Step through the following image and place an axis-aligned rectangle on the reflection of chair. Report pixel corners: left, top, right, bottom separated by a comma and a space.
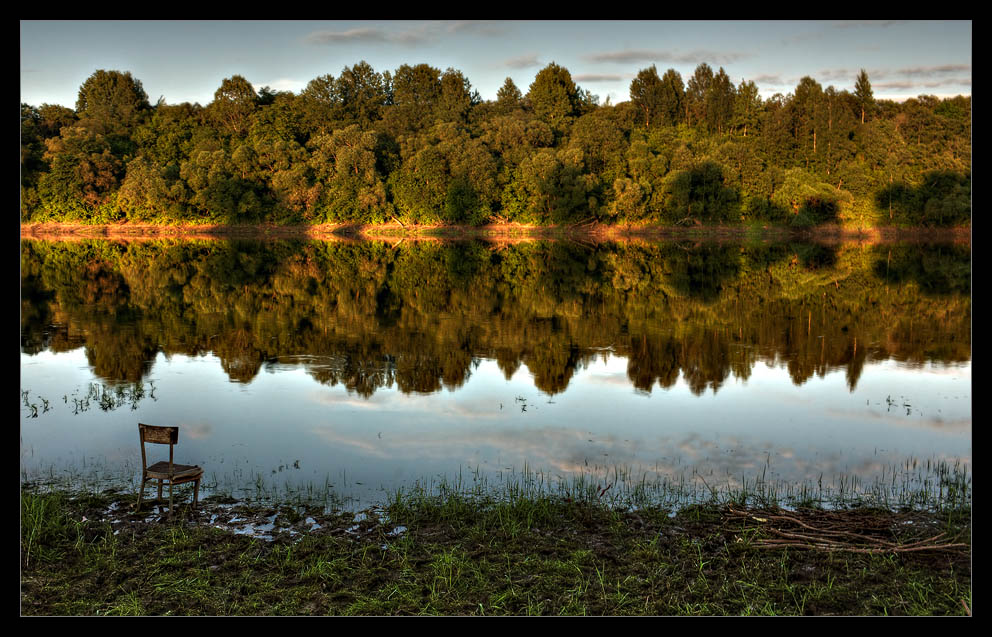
136, 424, 203, 515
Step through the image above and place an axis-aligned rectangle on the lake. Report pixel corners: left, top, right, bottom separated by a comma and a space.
19, 237, 971, 511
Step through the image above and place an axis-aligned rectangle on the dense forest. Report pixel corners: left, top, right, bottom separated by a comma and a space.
21, 239, 971, 397
20, 62, 971, 228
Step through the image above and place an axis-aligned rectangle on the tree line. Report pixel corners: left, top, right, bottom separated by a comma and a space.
20, 62, 971, 228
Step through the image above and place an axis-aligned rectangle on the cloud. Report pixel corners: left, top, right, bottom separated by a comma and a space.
875, 81, 917, 91
505, 54, 541, 69
831, 20, 904, 29
304, 24, 435, 47
897, 64, 971, 77
816, 68, 857, 82
585, 49, 664, 64
572, 73, 627, 83
875, 77, 971, 92
258, 78, 306, 93
446, 20, 508, 36
586, 49, 750, 65
305, 27, 390, 45
751, 73, 786, 86
820, 65, 971, 84
919, 77, 972, 88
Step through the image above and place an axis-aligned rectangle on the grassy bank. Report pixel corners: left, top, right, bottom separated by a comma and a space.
20, 485, 971, 616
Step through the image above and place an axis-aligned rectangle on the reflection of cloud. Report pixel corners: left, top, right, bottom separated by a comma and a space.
303, 419, 968, 492
308, 389, 505, 421
309, 392, 381, 410
828, 407, 971, 433
585, 372, 633, 387
182, 422, 212, 440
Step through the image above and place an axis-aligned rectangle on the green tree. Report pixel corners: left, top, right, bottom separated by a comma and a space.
629, 65, 666, 128
658, 69, 686, 127
436, 67, 478, 124
299, 74, 341, 138
501, 147, 591, 223
495, 77, 523, 114
793, 76, 824, 170
308, 125, 389, 223
854, 69, 875, 125
732, 79, 761, 137
75, 70, 150, 135
383, 63, 442, 136
210, 75, 257, 137
705, 67, 736, 134
336, 61, 389, 129
686, 63, 714, 128
771, 168, 852, 225
526, 63, 581, 136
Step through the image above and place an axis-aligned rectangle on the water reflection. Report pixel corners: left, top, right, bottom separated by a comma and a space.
20, 238, 971, 397
20, 238, 970, 507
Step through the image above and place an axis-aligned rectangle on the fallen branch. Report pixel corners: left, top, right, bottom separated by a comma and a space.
726, 506, 969, 555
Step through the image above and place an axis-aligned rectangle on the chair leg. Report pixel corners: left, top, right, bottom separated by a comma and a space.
169, 481, 174, 516
136, 477, 146, 512
194, 479, 200, 507
157, 480, 163, 502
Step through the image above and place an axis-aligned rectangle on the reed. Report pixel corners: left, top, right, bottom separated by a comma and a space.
22, 455, 970, 517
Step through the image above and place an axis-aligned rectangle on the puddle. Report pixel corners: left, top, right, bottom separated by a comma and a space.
83, 493, 403, 544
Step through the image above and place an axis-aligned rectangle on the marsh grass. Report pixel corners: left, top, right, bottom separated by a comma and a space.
22, 454, 971, 519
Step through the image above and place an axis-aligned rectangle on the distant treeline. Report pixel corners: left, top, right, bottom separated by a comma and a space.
20, 63, 971, 227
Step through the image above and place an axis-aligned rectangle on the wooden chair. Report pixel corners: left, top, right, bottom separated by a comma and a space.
136, 424, 203, 515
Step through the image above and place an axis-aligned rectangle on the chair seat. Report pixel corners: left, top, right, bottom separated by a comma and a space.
144, 462, 203, 481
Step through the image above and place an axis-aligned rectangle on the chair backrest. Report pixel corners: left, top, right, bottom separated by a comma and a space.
139, 424, 178, 445
138, 424, 179, 471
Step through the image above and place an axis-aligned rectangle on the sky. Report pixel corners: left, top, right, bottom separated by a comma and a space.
20, 20, 972, 109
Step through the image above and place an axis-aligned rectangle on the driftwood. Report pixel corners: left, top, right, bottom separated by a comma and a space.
726, 506, 969, 555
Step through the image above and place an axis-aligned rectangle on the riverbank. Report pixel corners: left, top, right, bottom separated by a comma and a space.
20, 487, 971, 616
19, 221, 971, 245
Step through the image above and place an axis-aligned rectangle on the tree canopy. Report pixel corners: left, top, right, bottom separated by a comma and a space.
21, 64, 971, 228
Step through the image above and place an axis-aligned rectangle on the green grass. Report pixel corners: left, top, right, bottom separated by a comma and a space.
20, 483, 971, 616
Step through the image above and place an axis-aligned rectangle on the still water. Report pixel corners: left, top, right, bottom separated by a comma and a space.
20, 238, 971, 510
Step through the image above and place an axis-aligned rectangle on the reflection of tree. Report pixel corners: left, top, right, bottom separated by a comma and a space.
523, 337, 580, 396
83, 323, 158, 383
213, 328, 265, 383
20, 238, 971, 396
665, 243, 742, 303
679, 327, 731, 395
626, 332, 681, 392
871, 244, 970, 296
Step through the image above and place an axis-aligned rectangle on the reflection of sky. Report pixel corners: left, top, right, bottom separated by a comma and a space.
21, 348, 971, 507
